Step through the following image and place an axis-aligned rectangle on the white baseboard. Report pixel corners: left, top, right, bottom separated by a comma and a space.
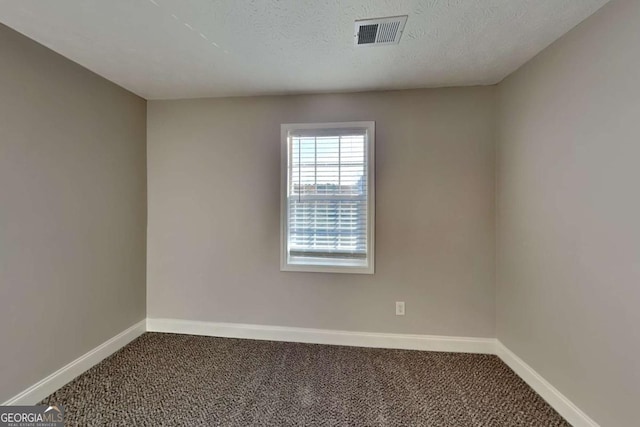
496, 341, 599, 427
148, 319, 596, 425
3, 317, 598, 427
2, 320, 146, 406
146, 318, 496, 354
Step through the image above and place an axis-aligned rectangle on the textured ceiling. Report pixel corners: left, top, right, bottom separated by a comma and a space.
0, 0, 609, 99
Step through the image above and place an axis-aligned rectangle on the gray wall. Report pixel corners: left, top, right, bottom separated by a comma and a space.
496, 0, 640, 425
147, 88, 497, 337
0, 24, 147, 402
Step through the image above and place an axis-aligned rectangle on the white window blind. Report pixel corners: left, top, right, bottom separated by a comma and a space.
281, 122, 375, 274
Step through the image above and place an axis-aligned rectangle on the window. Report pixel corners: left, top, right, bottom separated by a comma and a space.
280, 122, 375, 274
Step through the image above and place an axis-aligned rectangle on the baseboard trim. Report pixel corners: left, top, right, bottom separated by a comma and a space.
148, 319, 597, 425
496, 341, 599, 427
146, 318, 496, 354
2, 320, 146, 406
3, 318, 597, 426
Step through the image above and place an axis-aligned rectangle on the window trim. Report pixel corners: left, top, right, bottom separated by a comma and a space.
280, 121, 375, 274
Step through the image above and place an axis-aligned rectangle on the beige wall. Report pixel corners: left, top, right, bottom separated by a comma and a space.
0, 24, 147, 402
496, 0, 640, 425
147, 87, 496, 337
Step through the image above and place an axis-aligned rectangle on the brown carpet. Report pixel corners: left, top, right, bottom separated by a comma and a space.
41, 333, 569, 426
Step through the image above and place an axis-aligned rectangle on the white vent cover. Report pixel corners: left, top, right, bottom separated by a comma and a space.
354, 16, 408, 47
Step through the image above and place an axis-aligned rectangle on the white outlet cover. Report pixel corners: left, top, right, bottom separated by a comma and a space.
395, 301, 405, 316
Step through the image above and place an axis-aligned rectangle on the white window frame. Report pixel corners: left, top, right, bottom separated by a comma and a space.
280, 121, 375, 274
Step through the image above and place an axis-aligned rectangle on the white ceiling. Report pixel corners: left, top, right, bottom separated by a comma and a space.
0, 0, 609, 100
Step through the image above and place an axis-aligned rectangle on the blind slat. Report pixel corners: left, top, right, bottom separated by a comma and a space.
289, 128, 368, 138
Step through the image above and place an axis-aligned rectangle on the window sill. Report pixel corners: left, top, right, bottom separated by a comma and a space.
281, 257, 374, 274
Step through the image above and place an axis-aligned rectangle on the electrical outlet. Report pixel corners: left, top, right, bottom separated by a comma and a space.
395, 301, 405, 316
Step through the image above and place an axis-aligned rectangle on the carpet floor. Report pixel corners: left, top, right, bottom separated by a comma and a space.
41, 333, 569, 426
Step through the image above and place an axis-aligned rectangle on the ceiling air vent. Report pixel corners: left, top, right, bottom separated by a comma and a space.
354, 15, 408, 47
